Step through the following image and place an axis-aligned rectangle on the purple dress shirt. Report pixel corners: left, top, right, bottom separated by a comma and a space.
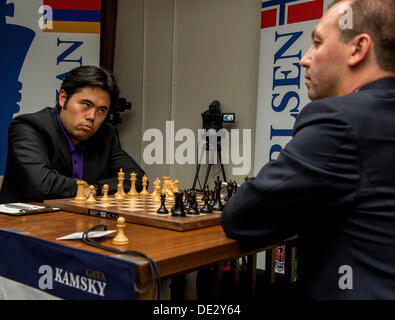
56, 112, 86, 180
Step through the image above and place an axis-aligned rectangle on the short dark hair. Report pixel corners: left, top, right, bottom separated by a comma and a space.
57, 65, 120, 110
330, 0, 395, 72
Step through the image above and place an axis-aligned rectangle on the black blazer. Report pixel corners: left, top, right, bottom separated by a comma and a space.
0, 107, 145, 203
221, 78, 395, 299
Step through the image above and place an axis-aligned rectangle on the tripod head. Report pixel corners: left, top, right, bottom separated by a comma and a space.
201, 100, 235, 131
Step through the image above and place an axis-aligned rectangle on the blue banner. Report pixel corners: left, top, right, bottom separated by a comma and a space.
0, 229, 137, 299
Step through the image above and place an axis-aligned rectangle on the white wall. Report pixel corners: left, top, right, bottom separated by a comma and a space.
114, 0, 261, 190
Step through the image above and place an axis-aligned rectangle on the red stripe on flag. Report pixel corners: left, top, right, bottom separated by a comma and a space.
261, 8, 277, 29
43, 0, 101, 11
287, 0, 324, 24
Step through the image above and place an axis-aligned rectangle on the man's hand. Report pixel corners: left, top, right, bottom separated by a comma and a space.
83, 181, 97, 198
75, 180, 97, 198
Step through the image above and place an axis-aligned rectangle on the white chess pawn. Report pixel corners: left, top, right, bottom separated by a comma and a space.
114, 184, 125, 201
86, 185, 97, 203
112, 217, 129, 245
101, 184, 110, 203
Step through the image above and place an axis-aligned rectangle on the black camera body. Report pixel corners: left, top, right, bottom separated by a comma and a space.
202, 100, 235, 131
105, 97, 132, 126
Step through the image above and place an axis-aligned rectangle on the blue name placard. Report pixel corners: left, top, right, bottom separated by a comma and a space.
0, 229, 137, 300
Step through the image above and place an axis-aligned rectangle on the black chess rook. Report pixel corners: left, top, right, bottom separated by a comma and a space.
172, 192, 186, 217
187, 190, 199, 215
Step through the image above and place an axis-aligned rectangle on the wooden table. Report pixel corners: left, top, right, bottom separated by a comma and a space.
0, 210, 295, 299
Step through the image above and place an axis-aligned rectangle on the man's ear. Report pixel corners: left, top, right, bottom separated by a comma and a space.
58, 89, 67, 109
348, 33, 372, 67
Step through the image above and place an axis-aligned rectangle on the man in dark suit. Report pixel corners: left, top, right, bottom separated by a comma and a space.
0, 65, 145, 203
221, 0, 395, 299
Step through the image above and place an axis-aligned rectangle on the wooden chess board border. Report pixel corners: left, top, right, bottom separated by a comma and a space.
44, 197, 222, 232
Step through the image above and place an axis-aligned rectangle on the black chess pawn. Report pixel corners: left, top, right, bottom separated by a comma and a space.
209, 189, 215, 208
232, 181, 238, 194
187, 190, 199, 215
200, 188, 212, 213
172, 192, 186, 217
184, 189, 192, 211
183, 189, 189, 207
201, 185, 209, 201
212, 180, 223, 212
157, 193, 169, 214
225, 180, 233, 201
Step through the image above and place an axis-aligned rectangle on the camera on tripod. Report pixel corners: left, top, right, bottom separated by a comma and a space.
105, 97, 132, 126
202, 100, 235, 131
191, 100, 235, 190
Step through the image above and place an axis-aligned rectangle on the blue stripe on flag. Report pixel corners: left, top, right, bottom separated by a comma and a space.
52, 9, 101, 22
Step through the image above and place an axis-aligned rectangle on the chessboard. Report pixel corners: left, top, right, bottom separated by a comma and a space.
44, 193, 223, 232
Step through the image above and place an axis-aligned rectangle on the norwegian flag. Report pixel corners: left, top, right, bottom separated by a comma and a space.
261, 0, 324, 29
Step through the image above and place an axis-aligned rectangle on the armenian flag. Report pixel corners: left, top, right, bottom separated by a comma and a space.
43, 0, 101, 34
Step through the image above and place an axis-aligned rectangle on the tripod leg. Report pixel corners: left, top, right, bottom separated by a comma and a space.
217, 150, 227, 182
192, 141, 211, 190
192, 163, 202, 190
203, 164, 212, 187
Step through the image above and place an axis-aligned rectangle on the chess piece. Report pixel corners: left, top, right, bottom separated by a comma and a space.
187, 190, 199, 215
151, 178, 161, 201
101, 184, 110, 203
200, 187, 212, 213
173, 180, 180, 193
184, 189, 190, 207
157, 193, 169, 214
112, 216, 129, 245
184, 189, 192, 211
140, 175, 149, 195
202, 185, 210, 199
212, 177, 223, 211
166, 180, 175, 200
225, 180, 233, 202
201, 185, 209, 201
127, 172, 139, 197
118, 168, 127, 197
232, 181, 238, 194
74, 180, 87, 202
162, 176, 169, 194
114, 181, 120, 198
114, 184, 124, 201
171, 192, 186, 217
86, 185, 97, 203
153, 183, 162, 202
209, 189, 215, 208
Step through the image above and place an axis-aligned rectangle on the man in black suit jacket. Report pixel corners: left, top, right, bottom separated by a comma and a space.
0, 66, 145, 203
221, 0, 395, 299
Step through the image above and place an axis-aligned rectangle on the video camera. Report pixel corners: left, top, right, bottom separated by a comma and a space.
105, 97, 132, 126
201, 100, 235, 131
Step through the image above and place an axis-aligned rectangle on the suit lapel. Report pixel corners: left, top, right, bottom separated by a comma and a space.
47, 108, 72, 175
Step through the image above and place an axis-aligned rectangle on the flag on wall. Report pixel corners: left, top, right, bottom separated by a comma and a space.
43, 0, 101, 34
261, 0, 324, 29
